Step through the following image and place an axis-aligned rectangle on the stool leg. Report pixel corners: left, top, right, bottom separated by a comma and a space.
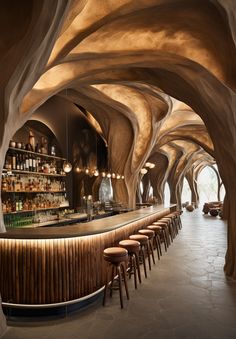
140, 247, 147, 278
117, 264, 124, 308
103, 264, 110, 306
165, 227, 171, 247
110, 265, 115, 297
121, 262, 130, 300
154, 235, 160, 260
132, 254, 138, 289
157, 234, 162, 256
134, 252, 142, 283
179, 217, 182, 229
128, 255, 132, 279
162, 229, 168, 252
167, 223, 173, 242
150, 238, 155, 265
146, 243, 152, 270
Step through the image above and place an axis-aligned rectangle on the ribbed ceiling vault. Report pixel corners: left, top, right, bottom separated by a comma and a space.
1, 0, 236, 278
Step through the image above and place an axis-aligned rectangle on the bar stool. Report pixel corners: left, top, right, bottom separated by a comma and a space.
156, 219, 172, 246
103, 247, 129, 308
168, 211, 182, 230
138, 229, 156, 268
129, 234, 148, 278
152, 221, 170, 251
160, 217, 175, 241
146, 225, 162, 259
119, 239, 141, 289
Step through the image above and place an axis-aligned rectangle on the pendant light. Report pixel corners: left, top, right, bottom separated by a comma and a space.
63, 88, 72, 173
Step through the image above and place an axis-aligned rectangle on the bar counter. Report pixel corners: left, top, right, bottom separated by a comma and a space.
0, 205, 175, 307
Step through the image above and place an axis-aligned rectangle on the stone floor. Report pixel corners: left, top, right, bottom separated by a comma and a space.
2, 209, 236, 339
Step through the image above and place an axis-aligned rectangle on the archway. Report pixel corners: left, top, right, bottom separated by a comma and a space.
164, 182, 170, 207
197, 166, 221, 206
181, 177, 191, 206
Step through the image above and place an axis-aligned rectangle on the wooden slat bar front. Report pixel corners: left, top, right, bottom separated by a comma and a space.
0, 205, 174, 305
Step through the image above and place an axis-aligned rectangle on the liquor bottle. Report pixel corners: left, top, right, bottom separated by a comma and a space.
1, 177, 7, 191
35, 143, 40, 153
32, 154, 36, 172
19, 154, 24, 170
16, 153, 20, 170
29, 130, 35, 152
25, 154, 29, 171
22, 154, 26, 171
4, 153, 12, 170
12, 151, 16, 170
28, 153, 33, 171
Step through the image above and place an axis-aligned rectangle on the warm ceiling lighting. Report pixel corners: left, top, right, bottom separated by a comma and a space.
94, 169, 99, 176
63, 161, 72, 173
145, 162, 151, 168
141, 168, 148, 174
107, 173, 111, 178
149, 163, 155, 169
111, 173, 116, 178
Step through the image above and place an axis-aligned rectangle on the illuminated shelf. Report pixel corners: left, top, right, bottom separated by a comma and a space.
2, 169, 66, 177
8, 147, 66, 161
3, 205, 69, 215
2, 190, 66, 194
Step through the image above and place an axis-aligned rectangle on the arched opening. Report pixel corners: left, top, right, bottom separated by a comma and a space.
99, 177, 113, 202
197, 166, 219, 206
181, 177, 191, 205
164, 182, 170, 207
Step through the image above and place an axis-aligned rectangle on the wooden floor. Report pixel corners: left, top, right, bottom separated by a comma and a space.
2, 208, 236, 339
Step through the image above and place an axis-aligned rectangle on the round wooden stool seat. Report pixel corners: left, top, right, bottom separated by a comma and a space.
119, 239, 140, 253
147, 225, 162, 232
161, 217, 172, 223
129, 234, 148, 245
153, 221, 168, 227
119, 239, 142, 288
103, 247, 128, 263
138, 229, 155, 239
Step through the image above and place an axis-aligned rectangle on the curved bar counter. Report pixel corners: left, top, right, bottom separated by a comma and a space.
0, 205, 175, 308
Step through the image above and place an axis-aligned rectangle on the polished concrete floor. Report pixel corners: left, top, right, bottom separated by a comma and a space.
2, 209, 236, 339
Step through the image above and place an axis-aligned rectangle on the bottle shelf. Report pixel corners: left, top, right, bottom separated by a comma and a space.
8, 147, 66, 161
2, 169, 66, 177
3, 205, 69, 215
2, 190, 66, 194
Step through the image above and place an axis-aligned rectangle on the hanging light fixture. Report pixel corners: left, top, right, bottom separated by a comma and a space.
63, 161, 72, 173
145, 162, 151, 168
94, 168, 99, 176
74, 162, 82, 173
63, 89, 72, 173
141, 168, 148, 174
